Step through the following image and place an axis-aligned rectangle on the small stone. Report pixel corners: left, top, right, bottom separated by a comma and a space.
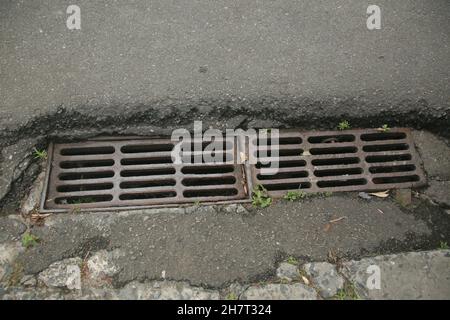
341, 250, 450, 299
241, 283, 317, 300
394, 189, 412, 207
303, 262, 345, 298
87, 250, 120, 280
236, 205, 248, 214
38, 258, 82, 291
118, 281, 219, 300
20, 275, 37, 287
276, 262, 299, 282
358, 192, 372, 200
21, 171, 45, 214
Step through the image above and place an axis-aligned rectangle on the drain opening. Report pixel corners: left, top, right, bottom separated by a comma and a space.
263, 182, 312, 191
309, 146, 357, 155
182, 176, 236, 186
256, 159, 307, 169
59, 171, 115, 180
120, 180, 177, 189
57, 183, 114, 192
121, 157, 173, 165
317, 178, 367, 188
369, 164, 416, 174
119, 191, 178, 200
120, 168, 176, 177
257, 171, 308, 180
311, 157, 360, 166
365, 154, 412, 163
314, 167, 363, 177
360, 132, 406, 141
55, 195, 113, 204
183, 188, 239, 198
60, 146, 115, 155
121, 144, 174, 153
60, 159, 115, 169
308, 134, 355, 144
372, 175, 420, 184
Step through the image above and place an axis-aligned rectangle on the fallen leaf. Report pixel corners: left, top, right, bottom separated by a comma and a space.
323, 223, 332, 232
30, 211, 52, 226
369, 190, 390, 198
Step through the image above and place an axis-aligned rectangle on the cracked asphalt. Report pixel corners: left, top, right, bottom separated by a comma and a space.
8, 194, 448, 288
1, 0, 449, 138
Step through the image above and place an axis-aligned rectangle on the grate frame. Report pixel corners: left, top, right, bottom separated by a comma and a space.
40, 128, 427, 212
40, 136, 251, 212
249, 128, 426, 197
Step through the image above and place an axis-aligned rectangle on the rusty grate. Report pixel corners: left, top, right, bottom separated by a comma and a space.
41, 136, 249, 212
41, 128, 426, 211
250, 128, 426, 197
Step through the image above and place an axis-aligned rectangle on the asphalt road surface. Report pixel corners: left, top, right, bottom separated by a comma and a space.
1, 0, 449, 134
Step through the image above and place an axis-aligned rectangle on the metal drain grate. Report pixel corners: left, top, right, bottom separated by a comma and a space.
250, 128, 426, 197
41, 128, 426, 211
41, 137, 249, 212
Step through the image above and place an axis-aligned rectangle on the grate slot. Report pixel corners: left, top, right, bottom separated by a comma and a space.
317, 178, 367, 188
60, 146, 115, 156
121, 144, 174, 153
365, 154, 412, 163
119, 191, 177, 200
182, 176, 236, 186
369, 164, 416, 174
181, 165, 235, 174
314, 167, 363, 177
120, 180, 177, 189
183, 188, 239, 198
55, 195, 113, 204
59, 171, 115, 180
57, 183, 114, 193
309, 146, 357, 155
120, 168, 176, 177
360, 132, 406, 141
372, 175, 420, 184
263, 182, 312, 191
121, 157, 173, 165
60, 159, 114, 169
311, 157, 360, 166
308, 134, 355, 144
256, 171, 308, 180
